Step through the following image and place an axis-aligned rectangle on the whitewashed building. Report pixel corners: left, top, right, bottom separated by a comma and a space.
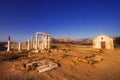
93, 34, 114, 49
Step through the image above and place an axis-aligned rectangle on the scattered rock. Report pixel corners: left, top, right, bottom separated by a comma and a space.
79, 54, 103, 64
81, 59, 88, 63
92, 55, 103, 62
15, 63, 26, 71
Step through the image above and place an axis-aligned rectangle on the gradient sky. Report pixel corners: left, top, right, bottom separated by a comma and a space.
0, 0, 120, 41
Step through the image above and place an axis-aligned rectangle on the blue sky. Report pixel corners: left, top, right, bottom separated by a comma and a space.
0, 0, 120, 41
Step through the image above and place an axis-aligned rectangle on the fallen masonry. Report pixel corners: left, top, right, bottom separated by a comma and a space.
73, 53, 103, 64
15, 60, 60, 73
36, 61, 59, 73
80, 54, 103, 64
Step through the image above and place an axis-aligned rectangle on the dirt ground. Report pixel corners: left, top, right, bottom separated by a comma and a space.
0, 44, 120, 80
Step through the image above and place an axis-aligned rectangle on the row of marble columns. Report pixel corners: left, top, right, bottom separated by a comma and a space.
18, 40, 30, 51
7, 40, 30, 52
7, 32, 51, 52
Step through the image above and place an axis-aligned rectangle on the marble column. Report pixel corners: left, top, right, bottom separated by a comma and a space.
33, 41, 35, 49
7, 36, 11, 51
38, 37, 40, 50
44, 35, 47, 49
47, 35, 51, 49
7, 41, 11, 51
35, 34, 38, 50
32, 37, 35, 49
31, 36, 33, 49
42, 35, 45, 49
18, 42, 21, 51
27, 40, 30, 51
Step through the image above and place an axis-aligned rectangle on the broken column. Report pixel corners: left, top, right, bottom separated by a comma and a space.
7, 36, 11, 51
32, 36, 35, 49
18, 42, 21, 51
27, 40, 30, 51
31, 36, 33, 49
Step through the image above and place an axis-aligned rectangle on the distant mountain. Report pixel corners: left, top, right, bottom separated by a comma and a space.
51, 36, 93, 45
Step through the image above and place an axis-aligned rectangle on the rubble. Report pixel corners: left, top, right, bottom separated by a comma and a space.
36, 61, 59, 73
15, 63, 26, 71
79, 54, 103, 64
73, 53, 103, 64
93, 55, 103, 62
15, 60, 60, 73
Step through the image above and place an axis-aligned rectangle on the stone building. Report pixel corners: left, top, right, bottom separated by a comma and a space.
93, 34, 114, 49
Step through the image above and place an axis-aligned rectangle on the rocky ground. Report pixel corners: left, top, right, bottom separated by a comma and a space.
0, 44, 120, 80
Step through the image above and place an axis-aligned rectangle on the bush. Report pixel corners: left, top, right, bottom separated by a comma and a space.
114, 37, 120, 47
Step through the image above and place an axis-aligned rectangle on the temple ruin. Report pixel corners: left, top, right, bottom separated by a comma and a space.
7, 32, 51, 52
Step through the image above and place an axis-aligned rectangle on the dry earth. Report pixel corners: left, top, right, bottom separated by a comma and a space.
0, 44, 120, 80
